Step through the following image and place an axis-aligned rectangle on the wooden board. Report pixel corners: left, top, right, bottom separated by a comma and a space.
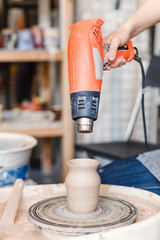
0, 50, 63, 62
0, 121, 63, 137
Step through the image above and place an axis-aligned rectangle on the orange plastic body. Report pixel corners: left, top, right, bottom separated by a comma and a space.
68, 18, 104, 94
114, 41, 135, 62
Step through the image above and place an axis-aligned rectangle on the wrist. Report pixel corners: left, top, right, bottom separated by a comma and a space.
117, 20, 135, 40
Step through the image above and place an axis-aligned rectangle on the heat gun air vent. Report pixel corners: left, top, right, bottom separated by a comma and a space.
92, 28, 103, 48
70, 91, 100, 121
78, 96, 86, 110
91, 97, 98, 110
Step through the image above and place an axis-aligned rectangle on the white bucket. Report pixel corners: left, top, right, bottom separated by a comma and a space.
0, 133, 37, 186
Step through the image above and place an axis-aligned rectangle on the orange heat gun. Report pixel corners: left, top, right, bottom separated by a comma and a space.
68, 18, 136, 133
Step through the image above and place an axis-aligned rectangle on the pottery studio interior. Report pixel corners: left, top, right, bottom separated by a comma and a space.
1, 0, 160, 239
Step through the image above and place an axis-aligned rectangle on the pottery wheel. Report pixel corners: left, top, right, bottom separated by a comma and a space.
28, 195, 137, 235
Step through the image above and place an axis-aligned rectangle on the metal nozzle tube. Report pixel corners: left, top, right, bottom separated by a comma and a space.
76, 118, 94, 133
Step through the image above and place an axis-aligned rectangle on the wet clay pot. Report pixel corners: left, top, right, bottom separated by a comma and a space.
65, 158, 101, 213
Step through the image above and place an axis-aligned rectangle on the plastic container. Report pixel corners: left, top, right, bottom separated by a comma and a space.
0, 133, 37, 186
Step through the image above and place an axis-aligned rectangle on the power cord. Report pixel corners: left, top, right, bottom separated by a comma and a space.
134, 47, 149, 151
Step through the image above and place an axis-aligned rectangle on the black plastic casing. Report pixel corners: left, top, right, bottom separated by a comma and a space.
70, 91, 100, 121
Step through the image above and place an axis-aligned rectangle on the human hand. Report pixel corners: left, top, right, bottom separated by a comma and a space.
103, 29, 131, 70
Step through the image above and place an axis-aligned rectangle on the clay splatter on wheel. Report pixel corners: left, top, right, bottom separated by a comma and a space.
28, 195, 137, 235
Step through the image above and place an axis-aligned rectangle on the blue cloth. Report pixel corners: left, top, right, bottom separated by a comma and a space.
98, 155, 160, 195
137, 149, 160, 182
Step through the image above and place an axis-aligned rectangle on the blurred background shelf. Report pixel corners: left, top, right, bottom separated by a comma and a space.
7, 1, 37, 9
0, 110, 63, 137
0, 0, 74, 182
0, 50, 64, 62
0, 121, 64, 137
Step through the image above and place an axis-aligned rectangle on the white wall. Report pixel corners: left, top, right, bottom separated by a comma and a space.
75, 0, 156, 144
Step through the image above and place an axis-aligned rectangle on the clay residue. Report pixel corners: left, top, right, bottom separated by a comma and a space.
0, 184, 67, 240
0, 222, 48, 240
0, 184, 160, 239
0, 202, 6, 219
100, 184, 160, 222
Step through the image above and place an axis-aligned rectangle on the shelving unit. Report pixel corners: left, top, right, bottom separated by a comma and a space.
0, 118, 64, 137
0, 50, 63, 62
0, 0, 74, 181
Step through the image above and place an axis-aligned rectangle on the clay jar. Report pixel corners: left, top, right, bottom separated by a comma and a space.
65, 158, 101, 213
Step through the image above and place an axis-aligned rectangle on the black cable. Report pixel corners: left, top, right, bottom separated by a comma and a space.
134, 49, 149, 151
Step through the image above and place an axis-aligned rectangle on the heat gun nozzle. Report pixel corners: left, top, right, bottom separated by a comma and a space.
77, 118, 94, 133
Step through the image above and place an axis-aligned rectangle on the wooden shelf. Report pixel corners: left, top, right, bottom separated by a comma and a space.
0, 120, 64, 138
7, 1, 37, 9
0, 50, 64, 62
0, 0, 74, 180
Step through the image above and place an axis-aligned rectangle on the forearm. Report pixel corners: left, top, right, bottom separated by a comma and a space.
119, 0, 160, 39
103, 0, 160, 67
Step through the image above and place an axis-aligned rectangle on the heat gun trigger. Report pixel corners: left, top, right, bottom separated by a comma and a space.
103, 62, 111, 69
103, 44, 111, 69
103, 44, 129, 69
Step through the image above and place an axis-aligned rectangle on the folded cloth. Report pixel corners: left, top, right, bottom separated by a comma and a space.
137, 149, 160, 182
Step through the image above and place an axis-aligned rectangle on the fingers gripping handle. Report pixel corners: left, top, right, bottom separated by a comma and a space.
103, 41, 135, 68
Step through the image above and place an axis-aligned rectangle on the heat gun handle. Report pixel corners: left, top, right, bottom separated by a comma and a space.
104, 41, 135, 68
